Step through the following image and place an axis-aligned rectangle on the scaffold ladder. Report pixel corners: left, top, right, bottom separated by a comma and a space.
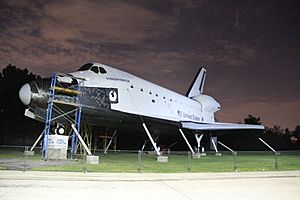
42, 73, 57, 159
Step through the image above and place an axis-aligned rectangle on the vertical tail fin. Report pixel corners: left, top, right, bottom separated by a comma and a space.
186, 67, 206, 98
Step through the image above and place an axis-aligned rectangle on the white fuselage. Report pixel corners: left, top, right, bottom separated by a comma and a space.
70, 63, 220, 124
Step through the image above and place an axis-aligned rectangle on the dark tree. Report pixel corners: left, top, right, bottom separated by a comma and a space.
0, 64, 41, 145
290, 125, 300, 144
272, 125, 284, 135
244, 115, 261, 125
294, 125, 300, 135
284, 128, 290, 135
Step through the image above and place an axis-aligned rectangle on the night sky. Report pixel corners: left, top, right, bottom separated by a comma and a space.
0, 0, 299, 129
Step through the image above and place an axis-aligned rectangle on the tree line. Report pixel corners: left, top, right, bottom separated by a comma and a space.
0, 64, 43, 145
0, 64, 299, 150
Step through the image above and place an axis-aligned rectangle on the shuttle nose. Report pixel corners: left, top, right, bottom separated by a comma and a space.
19, 83, 31, 105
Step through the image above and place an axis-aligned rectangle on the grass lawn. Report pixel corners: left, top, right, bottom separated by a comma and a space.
0, 148, 299, 173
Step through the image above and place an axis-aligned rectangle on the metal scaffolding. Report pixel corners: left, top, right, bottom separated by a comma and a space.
42, 73, 56, 159
41, 73, 84, 160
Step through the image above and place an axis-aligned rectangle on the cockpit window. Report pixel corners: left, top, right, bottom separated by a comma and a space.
90, 66, 99, 74
77, 63, 107, 75
99, 67, 107, 74
78, 63, 93, 71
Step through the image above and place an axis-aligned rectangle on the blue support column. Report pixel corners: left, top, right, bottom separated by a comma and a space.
71, 80, 83, 159
42, 73, 57, 160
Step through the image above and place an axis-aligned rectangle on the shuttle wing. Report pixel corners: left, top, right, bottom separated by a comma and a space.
181, 121, 265, 131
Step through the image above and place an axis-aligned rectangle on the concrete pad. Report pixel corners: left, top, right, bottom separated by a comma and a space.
24, 151, 34, 156
192, 153, 201, 158
157, 155, 168, 162
86, 155, 99, 164
47, 148, 67, 160
0, 171, 299, 200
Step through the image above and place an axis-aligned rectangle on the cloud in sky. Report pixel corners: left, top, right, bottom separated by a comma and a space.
0, 0, 299, 129
42, 1, 177, 44
0, 0, 178, 73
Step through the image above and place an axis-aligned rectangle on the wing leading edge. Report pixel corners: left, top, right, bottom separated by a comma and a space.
181, 121, 265, 131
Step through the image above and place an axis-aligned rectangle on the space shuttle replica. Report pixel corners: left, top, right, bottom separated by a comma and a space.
19, 63, 264, 156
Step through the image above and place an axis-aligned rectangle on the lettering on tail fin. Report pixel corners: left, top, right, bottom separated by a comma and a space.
186, 67, 206, 98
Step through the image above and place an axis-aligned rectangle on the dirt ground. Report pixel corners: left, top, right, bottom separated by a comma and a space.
0, 158, 78, 170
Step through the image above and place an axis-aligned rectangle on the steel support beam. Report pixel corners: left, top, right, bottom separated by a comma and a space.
142, 123, 160, 156
218, 141, 234, 153
211, 137, 218, 153
179, 128, 195, 154
30, 128, 46, 151
71, 124, 92, 156
195, 133, 204, 153
104, 130, 117, 154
